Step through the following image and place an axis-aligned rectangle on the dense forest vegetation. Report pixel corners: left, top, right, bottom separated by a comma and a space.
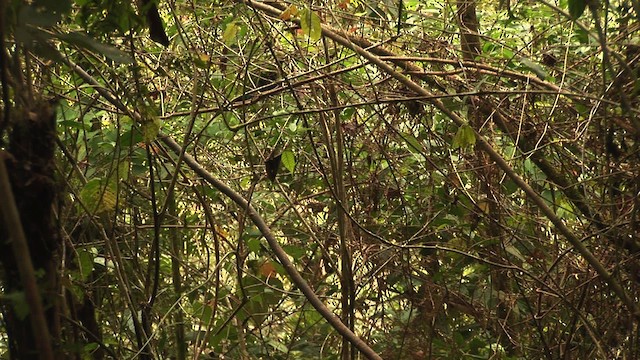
1, 0, 639, 358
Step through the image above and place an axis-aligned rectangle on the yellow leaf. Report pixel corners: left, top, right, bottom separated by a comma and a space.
222, 22, 238, 46
259, 261, 277, 279
476, 196, 490, 214
198, 53, 210, 63
279, 5, 298, 20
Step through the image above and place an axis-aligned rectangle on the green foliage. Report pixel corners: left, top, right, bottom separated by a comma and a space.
2, 292, 30, 320
568, 0, 587, 19
5, 0, 638, 358
280, 150, 296, 173
55, 32, 133, 63
79, 178, 118, 214
140, 117, 162, 143
452, 123, 476, 149
222, 21, 239, 46
299, 8, 322, 42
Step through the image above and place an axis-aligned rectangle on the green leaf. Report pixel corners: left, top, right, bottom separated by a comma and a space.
568, 0, 586, 19
79, 178, 118, 214
281, 150, 296, 173
77, 249, 94, 281
59, 120, 90, 130
519, 57, 548, 79
222, 22, 238, 46
299, 9, 322, 42
452, 124, 476, 149
141, 118, 162, 143
4, 292, 30, 320
241, 276, 284, 326
118, 160, 130, 182
54, 32, 133, 63
246, 238, 262, 254
283, 245, 306, 259
403, 134, 424, 154
505, 245, 526, 262
83, 343, 99, 353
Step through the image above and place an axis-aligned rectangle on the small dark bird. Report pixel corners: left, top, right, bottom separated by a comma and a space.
265, 153, 282, 182
139, 0, 170, 46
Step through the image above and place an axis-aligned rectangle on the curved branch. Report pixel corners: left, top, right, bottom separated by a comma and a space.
159, 135, 383, 360
59, 59, 384, 360
57, 55, 383, 360
241, 0, 640, 319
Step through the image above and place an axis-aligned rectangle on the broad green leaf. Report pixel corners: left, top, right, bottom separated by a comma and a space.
403, 133, 424, 154
141, 118, 162, 143
281, 150, 296, 173
55, 32, 133, 63
118, 160, 130, 181
241, 276, 283, 326
283, 245, 306, 259
222, 22, 238, 46
452, 124, 476, 149
79, 178, 118, 214
59, 120, 90, 130
299, 9, 322, 42
4, 292, 29, 320
519, 57, 548, 79
77, 249, 94, 281
556, 199, 575, 219
505, 244, 526, 262
341, 107, 355, 120
568, 0, 587, 19
83, 343, 99, 353
246, 238, 262, 254
268, 339, 289, 353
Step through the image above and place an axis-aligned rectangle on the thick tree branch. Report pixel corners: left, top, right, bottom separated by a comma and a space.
0, 155, 55, 360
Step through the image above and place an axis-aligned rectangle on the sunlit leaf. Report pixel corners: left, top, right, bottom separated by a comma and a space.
299, 9, 322, 42
79, 178, 118, 214
280, 4, 298, 20
141, 118, 162, 143
193, 52, 210, 68
222, 22, 238, 46
452, 124, 476, 149
281, 150, 295, 173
